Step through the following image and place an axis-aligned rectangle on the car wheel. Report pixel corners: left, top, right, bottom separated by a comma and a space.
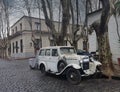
58, 61, 67, 73
40, 64, 46, 75
66, 68, 81, 85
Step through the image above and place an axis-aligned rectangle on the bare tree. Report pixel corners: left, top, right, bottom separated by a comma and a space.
0, 0, 11, 58
36, 0, 42, 48
89, 0, 116, 79
22, 0, 38, 54
41, 0, 71, 46
67, 0, 83, 50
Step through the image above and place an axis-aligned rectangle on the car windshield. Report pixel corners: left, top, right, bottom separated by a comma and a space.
77, 49, 91, 56
60, 47, 76, 54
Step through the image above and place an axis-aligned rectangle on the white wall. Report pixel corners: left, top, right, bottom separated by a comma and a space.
88, 12, 120, 64
108, 15, 120, 64
88, 31, 97, 52
87, 11, 101, 52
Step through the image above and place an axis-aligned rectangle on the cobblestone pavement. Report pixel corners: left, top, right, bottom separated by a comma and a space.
0, 59, 120, 92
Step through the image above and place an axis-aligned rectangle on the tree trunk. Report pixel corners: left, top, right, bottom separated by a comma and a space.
56, 36, 65, 46
71, 40, 77, 50
41, 0, 70, 46
97, 31, 114, 78
90, 0, 115, 79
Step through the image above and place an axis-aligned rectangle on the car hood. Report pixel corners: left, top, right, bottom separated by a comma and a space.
61, 54, 88, 60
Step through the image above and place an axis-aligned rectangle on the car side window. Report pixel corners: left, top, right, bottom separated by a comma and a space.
45, 49, 51, 56
39, 49, 45, 56
52, 49, 58, 56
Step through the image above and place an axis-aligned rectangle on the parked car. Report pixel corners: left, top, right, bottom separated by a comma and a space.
77, 49, 91, 57
29, 46, 102, 85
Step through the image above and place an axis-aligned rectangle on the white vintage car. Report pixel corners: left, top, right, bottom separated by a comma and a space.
29, 46, 102, 84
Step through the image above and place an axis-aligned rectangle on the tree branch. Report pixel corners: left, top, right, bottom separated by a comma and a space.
41, 0, 57, 39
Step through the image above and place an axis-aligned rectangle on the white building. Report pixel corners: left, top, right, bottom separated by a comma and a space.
87, 1, 120, 64
9, 16, 83, 59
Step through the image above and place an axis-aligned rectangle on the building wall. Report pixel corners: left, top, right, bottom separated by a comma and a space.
77, 39, 83, 50
10, 32, 52, 58
10, 35, 25, 59
11, 18, 26, 34
108, 15, 120, 64
22, 32, 34, 56
10, 16, 83, 59
87, 11, 101, 52
87, 12, 120, 64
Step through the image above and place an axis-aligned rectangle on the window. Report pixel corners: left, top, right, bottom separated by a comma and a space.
34, 39, 41, 49
52, 49, 58, 56
16, 41, 18, 53
12, 42, 14, 53
20, 23, 22, 31
12, 29, 14, 34
39, 49, 45, 56
50, 40, 55, 46
45, 49, 50, 56
35, 22, 41, 30
8, 43, 11, 54
20, 39, 23, 53
15, 26, 17, 32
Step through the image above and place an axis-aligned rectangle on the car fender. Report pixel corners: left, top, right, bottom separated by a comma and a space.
94, 60, 102, 66
39, 61, 48, 70
67, 64, 81, 69
29, 58, 36, 67
90, 57, 102, 66
56, 64, 81, 75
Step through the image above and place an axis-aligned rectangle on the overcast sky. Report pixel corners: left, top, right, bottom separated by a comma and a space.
9, 0, 86, 26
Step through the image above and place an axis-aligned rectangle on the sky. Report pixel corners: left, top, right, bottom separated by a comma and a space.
8, 0, 86, 27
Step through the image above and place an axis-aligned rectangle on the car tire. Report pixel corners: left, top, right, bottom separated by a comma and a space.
57, 61, 67, 73
40, 64, 46, 75
66, 68, 81, 85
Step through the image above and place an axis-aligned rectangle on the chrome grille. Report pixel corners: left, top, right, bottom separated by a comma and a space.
82, 57, 89, 70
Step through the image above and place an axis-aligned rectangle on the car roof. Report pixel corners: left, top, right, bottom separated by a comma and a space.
40, 46, 74, 49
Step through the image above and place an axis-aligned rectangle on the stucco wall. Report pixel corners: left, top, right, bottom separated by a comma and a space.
10, 32, 35, 59
10, 16, 83, 59
108, 15, 120, 64
88, 12, 120, 64
87, 11, 101, 52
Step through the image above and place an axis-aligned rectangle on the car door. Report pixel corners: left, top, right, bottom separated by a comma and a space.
45, 49, 51, 70
38, 49, 45, 65
49, 49, 59, 72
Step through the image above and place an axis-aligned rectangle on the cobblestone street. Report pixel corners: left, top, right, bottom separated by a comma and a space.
0, 59, 120, 92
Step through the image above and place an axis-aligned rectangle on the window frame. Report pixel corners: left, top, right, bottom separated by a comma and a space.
45, 49, 51, 56
39, 49, 45, 56
52, 49, 58, 56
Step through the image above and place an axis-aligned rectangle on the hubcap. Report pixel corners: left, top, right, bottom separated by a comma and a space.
70, 74, 74, 78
